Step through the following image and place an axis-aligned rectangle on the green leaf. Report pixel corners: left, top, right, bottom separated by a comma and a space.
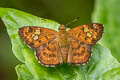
15, 64, 34, 80
102, 67, 120, 80
0, 8, 120, 80
92, 0, 120, 61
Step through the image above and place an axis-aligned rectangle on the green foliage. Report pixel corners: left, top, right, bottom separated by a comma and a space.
92, 0, 120, 61
0, 8, 120, 80
16, 64, 34, 80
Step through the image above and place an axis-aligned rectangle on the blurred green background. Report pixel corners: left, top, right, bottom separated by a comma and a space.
0, 0, 94, 80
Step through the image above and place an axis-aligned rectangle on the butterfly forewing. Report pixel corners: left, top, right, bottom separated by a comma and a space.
19, 26, 57, 48
68, 39, 91, 65
68, 23, 103, 45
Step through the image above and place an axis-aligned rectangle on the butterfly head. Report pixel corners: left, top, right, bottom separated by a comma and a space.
58, 25, 66, 30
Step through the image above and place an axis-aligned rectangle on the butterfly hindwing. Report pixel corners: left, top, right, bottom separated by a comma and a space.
19, 26, 57, 48
68, 23, 104, 45
68, 39, 91, 65
35, 40, 63, 67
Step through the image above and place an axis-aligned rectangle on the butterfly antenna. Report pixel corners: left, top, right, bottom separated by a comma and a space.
65, 17, 80, 26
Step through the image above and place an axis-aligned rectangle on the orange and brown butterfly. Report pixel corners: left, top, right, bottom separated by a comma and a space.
18, 19, 104, 67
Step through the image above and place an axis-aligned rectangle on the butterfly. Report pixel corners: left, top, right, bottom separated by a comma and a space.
18, 22, 103, 67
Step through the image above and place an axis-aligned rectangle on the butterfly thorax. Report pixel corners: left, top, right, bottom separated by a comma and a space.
58, 25, 69, 63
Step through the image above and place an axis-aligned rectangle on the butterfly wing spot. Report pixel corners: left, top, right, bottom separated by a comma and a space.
43, 52, 48, 57
84, 27, 89, 32
27, 27, 33, 32
33, 35, 39, 40
35, 29, 41, 34
49, 54, 56, 57
93, 24, 97, 29
84, 25, 94, 38
32, 34, 35, 37
25, 27, 30, 32
87, 33, 92, 37
40, 51, 56, 58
